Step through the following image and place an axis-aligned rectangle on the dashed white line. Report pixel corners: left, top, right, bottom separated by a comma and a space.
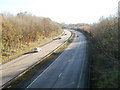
58, 73, 62, 77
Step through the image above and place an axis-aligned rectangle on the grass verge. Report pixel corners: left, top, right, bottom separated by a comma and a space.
3, 31, 75, 89
89, 40, 119, 88
1, 31, 64, 63
74, 29, 119, 88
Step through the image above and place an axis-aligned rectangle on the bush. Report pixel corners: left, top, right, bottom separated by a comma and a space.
1, 13, 62, 61
79, 16, 119, 88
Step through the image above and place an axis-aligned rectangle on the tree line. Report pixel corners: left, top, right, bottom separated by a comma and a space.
82, 16, 119, 88
1, 13, 62, 60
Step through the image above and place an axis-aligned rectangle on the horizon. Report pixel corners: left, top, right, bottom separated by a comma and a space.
0, 0, 118, 24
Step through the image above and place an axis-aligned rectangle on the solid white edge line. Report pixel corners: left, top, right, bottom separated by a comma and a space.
26, 31, 72, 89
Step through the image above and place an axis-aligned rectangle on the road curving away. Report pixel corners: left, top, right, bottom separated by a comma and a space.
26, 30, 88, 88
0, 30, 71, 88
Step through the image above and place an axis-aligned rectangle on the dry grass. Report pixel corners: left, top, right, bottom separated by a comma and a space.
74, 16, 119, 88
1, 13, 62, 62
4, 31, 75, 88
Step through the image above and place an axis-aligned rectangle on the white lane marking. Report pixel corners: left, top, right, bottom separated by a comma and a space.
58, 73, 62, 77
26, 31, 72, 88
62, 82, 75, 87
26, 30, 84, 88
77, 46, 86, 88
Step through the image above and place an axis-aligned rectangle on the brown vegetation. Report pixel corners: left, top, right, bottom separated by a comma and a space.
79, 16, 119, 88
1, 13, 62, 62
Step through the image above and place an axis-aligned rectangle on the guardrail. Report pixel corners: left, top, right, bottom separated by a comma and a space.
2, 31, 65, 64
1, 30, 72, 89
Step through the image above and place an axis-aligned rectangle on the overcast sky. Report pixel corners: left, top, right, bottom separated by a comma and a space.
0, 0, 119, 24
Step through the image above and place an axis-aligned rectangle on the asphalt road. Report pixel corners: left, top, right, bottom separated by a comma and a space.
0, 30, 71, 88
26, 30, 88, 88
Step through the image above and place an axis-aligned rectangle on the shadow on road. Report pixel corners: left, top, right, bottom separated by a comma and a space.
23, 51, 37, 55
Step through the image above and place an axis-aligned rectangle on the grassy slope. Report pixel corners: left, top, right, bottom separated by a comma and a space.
1, 31, 63, 63
75, 27, 119, 88
4, 31, 75, 88
1, 14, 62, 63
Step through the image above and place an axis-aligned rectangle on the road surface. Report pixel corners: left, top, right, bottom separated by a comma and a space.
0, 30, 71, 88
27, 30, 88, 88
